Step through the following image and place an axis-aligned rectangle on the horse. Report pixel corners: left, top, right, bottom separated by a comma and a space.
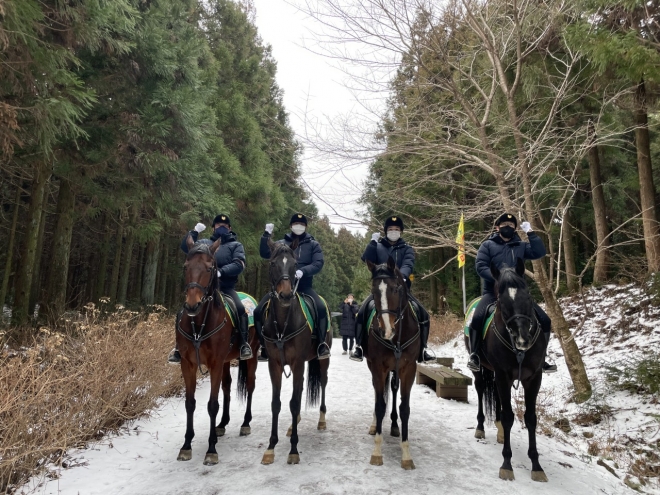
260, 238, 331, 465
176, 235, 258, 465
363, 257, 420, 470
464, 257, 548, 482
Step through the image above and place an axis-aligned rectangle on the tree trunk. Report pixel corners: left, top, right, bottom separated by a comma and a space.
94, 214, 111, 301
157, 241, 169, 305
117, 208, 137, 306
141, 239, 160, 306
43, 179, 76, 318
0, 186, 21, 309
12, 162, 50, 326
429, 249, 439, 314
131, 244, 145, 304
562, 210, 577, 293
634, 80, 660, 272
29, 196, 49, 318
108, 218, 124, 305
587, 121, 610, 283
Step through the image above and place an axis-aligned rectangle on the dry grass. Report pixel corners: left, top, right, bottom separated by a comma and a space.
0, 305, 181, 493
428, 312, 463, 347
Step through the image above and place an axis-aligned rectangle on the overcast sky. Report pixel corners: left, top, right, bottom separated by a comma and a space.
251, 0, 380, 233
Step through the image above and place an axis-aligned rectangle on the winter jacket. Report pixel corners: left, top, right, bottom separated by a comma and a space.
259, 232, 324, 291
361, 238, 415, 279
181, 230, 246, 290
475, 232, 546, 295
338, 301, 359, 337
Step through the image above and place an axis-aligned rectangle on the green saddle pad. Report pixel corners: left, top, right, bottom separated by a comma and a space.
220, 292, 258, 327
463, 297, 495, 339
298, 294, 330, 333
365, 302, 418, 334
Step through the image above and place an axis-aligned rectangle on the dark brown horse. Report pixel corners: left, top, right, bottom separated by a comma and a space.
465, 258, 548, 482
260, 239, 331, 465
176, 236, 255, 465
363, 257, 420, 470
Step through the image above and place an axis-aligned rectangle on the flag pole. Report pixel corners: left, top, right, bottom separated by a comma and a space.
462, 264, 466, 315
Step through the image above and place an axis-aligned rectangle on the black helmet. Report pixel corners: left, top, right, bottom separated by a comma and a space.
213, 214, 231, 226
495, 213, 517, 228
290, 213, 308, 225
383, 215, 404, 232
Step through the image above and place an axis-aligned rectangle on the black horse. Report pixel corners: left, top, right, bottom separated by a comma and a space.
260, 239, 331, 465
465, 258, 549, 482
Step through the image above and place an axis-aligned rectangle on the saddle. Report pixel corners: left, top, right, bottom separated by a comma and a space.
463, 297, 496, 339
215, 291, 258, 328
263, 294, 330, 335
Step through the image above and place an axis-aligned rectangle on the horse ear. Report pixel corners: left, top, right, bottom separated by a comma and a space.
490, 261, 500, 280
210, 238, 221, 254
267, 237, 276, 253
515, 257, 525, 277
186, 233, 194, 251
387, 256, 396, 273
366, 260, 376, 272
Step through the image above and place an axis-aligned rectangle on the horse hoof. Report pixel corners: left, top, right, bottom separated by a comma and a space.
474, 429, 485, 439
216, 427, 226, 437
368, 426, 377, 435
531, 470, 548, 482
317, 422, 326, 430
203, 453, 219, 466
499, 468, 515, 481
370, 455, 383, 466
287, 454, 300, 465
286, 427, 293, 437
177, 449, 192, 461
401, 459, 415, 470
240, 427, 251, 436
390, 427, 400, 437
261, 450, 275, 465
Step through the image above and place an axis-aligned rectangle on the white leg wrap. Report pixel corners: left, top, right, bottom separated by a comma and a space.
401, 440, 412, 461
372, 433, 383, 457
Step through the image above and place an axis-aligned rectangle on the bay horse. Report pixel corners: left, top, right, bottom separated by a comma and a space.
363, 257, 420, 470
465, 258, 548, 482
260, 238, 331, 465
176, 236, 258, 465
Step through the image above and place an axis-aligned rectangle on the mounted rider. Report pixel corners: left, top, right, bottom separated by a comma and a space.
350, 216, 434, 363
168, 214, 253, 363
467, 213, 556, 373
254, 213, 331, 361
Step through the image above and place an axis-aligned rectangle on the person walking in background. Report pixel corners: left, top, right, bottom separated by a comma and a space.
339, 294, 359, 355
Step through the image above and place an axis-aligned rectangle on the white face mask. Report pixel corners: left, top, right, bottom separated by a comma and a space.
387, 230, 401, 242
291, 225, 306, 236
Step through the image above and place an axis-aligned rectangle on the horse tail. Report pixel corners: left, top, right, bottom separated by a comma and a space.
482, 367, 496, 422
237, 359, 248, 403
306, 358, 322, 408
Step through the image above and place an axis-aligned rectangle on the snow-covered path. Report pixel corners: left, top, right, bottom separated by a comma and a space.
25, 339, 630, 494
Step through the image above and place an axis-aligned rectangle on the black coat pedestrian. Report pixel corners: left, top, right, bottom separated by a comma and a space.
338, 301, 359, 337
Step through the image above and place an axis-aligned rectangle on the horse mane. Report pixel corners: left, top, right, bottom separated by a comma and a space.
371, 263, 395, 280
270, 241, 293, 259
495, 266, 527, 297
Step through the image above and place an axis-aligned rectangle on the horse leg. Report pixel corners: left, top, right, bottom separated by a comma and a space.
216, 362, 231, 437
495, 386, 504, 444
288, 361, 305, 464
390, 371, 400, 437
398, 365, 415, 470
370, 369, 388, 466
495, 374, 515, 480
318, 358, 329, 430
473, 370, 486, 439
262, 359, 282, 465
240, 356, 258, 436
369, 389, 377, 435
204, 363, 222, 465
525, 372, 547, 482
177, 361, 197, 461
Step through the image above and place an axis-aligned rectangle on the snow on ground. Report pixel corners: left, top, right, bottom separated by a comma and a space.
22, 338, 633, 495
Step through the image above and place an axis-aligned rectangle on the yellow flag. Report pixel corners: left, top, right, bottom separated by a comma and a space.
456, 214, 465, 268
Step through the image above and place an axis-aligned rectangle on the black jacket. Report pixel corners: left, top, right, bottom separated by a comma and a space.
181, 230, 246, 290
259, 231, 324, 290
475, 232, 546, 294
361, 238, 415, 279
338, 301, 359, 337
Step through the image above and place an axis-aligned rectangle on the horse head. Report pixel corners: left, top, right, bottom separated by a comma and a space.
267, 237, 297, 306
491, 257, 537, 351
183, 234, 221, 316
367, 256, 407, 341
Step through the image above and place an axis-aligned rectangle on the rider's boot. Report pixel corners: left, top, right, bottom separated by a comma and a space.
349, 322, 364, 362
467, 324, 481, 372
317, 316, 331, 360
255, 318, 268, 362
238, 313, 253, 360
167, 345, 181, 365
418, 319, 435, 363
542, 330, 557, 373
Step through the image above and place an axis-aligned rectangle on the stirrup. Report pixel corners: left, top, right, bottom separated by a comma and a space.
467, 353, 480, 372
239, 344, 253, 360
543, 361, 557, 374
167, 348, 181, 365
317, 342, 331, 360
257, 346, 268, 362
422, 348, 436, 363
349, 346, 363, 362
